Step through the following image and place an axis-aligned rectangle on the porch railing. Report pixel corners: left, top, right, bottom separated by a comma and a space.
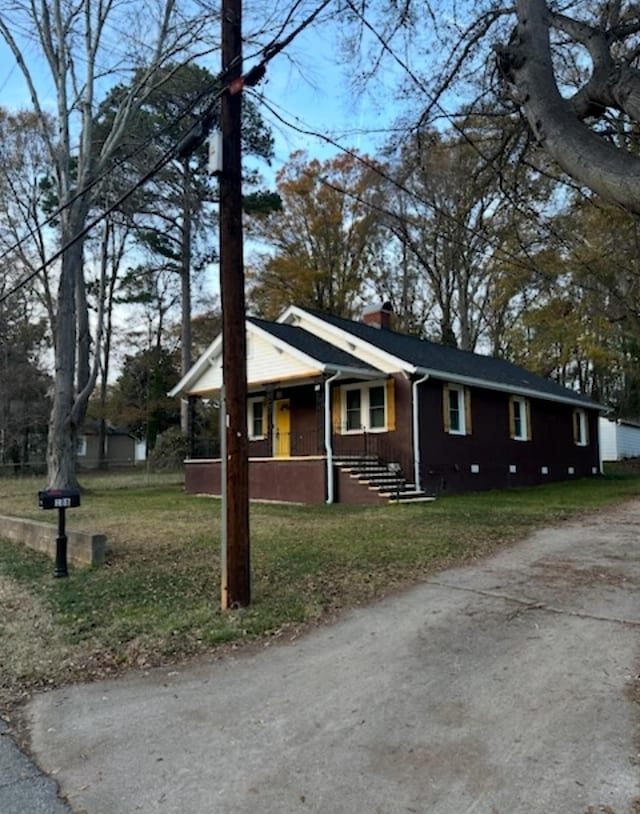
189, 428, 413, 480
190, 438, 222, 458
333, 430, 412, 477
273, 430, 322, 457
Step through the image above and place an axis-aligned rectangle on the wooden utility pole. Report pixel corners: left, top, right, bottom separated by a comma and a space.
219, 0, 250, 608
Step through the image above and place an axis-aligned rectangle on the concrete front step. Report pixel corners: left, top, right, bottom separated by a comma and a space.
387, 495, 436, 504
342, 465, 391, 475
378, 487, 426, 497
354, 468, 403, 477
334, 455, 435, 504
357, 475, 405, 485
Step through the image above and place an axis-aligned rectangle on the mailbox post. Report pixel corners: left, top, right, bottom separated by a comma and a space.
38, 489, 81, 578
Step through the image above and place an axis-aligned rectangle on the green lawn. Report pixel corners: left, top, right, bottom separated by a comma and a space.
1, 467, 639, 708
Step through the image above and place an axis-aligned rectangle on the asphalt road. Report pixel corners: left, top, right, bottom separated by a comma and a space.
0, 720, 72, 814
16, 501, 640, 813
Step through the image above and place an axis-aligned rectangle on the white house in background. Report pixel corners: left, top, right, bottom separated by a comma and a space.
599, 417, 640, 462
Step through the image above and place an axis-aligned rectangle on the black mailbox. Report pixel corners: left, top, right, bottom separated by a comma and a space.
38, 488, 81, 577
39, 488, 81, 510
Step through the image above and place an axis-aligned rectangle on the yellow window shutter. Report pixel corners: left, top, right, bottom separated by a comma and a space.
442, 384, 450, 432
508, 396, 516, 439
386, 378, 396, 431
464, 388, 472, 435
332, 387, 342, 433
525, 399, 532, 441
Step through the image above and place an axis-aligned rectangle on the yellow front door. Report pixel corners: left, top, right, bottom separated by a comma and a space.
273, 399, 291, 457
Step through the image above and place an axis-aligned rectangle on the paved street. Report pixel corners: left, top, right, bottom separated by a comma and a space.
14, 501, 640, 813
0, 720, 72, 814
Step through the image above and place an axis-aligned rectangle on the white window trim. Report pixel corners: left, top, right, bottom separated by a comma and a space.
341, 380, 387, 434
574, 409, 588, 446
248, 397, 266, 440
512, 396, 529, 441
447, 384, 466, 436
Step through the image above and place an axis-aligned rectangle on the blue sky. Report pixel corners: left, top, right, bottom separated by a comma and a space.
0, 12, 401, 309
0, 14, 395, 168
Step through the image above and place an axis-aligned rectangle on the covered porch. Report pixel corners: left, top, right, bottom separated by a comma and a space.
170, 316, 414, 504
183, 374, 410, 504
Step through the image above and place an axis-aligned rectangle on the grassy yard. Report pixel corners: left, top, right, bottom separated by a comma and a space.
1, 467, 640, 710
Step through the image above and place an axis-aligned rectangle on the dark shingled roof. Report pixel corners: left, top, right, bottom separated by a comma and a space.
296, 308, 599, 408
249, 317, 380, 373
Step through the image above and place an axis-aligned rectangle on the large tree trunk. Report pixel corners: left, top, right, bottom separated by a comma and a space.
497, 0, 640, 213
46, 192, 97, 490
1, 0, 216, 490
47, 239, 81, 489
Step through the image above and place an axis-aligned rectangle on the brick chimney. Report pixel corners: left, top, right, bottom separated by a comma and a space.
362, 302, 393, 330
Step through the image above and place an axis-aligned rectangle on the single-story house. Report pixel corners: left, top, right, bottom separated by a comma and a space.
169, 304, 603, 504
77, 423, 146, 469
599, 417, 640, 462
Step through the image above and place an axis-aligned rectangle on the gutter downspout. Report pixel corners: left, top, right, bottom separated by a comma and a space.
412, 373, 430, 491
324, 371, 342, 504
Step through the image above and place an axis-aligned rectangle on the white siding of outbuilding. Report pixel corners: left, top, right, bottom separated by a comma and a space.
599, 418, 640, 461
617, 422, 640, 458
599, 419, 619, 461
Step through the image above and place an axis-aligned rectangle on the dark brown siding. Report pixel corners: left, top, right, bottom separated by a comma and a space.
289, 384, 322, 455
246, 384, 322, 457
332, 374, 414, 476
393, 374, 414, 476
418, 380, 600, 494
335, 468, 384, 504
185, 460, 222, 494
185, 458, 326, 503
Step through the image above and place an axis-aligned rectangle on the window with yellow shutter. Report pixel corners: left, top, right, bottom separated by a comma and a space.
443, 383, 470, 435
336, 380, 393, 433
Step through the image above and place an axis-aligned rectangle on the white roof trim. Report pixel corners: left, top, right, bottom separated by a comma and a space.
169, 318, 383, 399
278, 307, 600, 411
168, 334, 222, 398
250, 320, 325, 371
250, 320, 383, 379
418, 368, 601, 410
248, 320, 378, 376
279, 305, 416, 375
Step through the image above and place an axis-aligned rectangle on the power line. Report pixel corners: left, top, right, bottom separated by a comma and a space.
254, 93, 551, 277
340, 0, 613, 283
0, 0, 334, 305
0, 85, 228, 305
0, 70, 224, 270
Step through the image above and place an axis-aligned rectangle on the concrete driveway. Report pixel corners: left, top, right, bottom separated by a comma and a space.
24, 501, 640, 813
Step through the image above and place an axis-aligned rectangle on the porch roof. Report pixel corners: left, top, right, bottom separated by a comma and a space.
169, 316, 383, 398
